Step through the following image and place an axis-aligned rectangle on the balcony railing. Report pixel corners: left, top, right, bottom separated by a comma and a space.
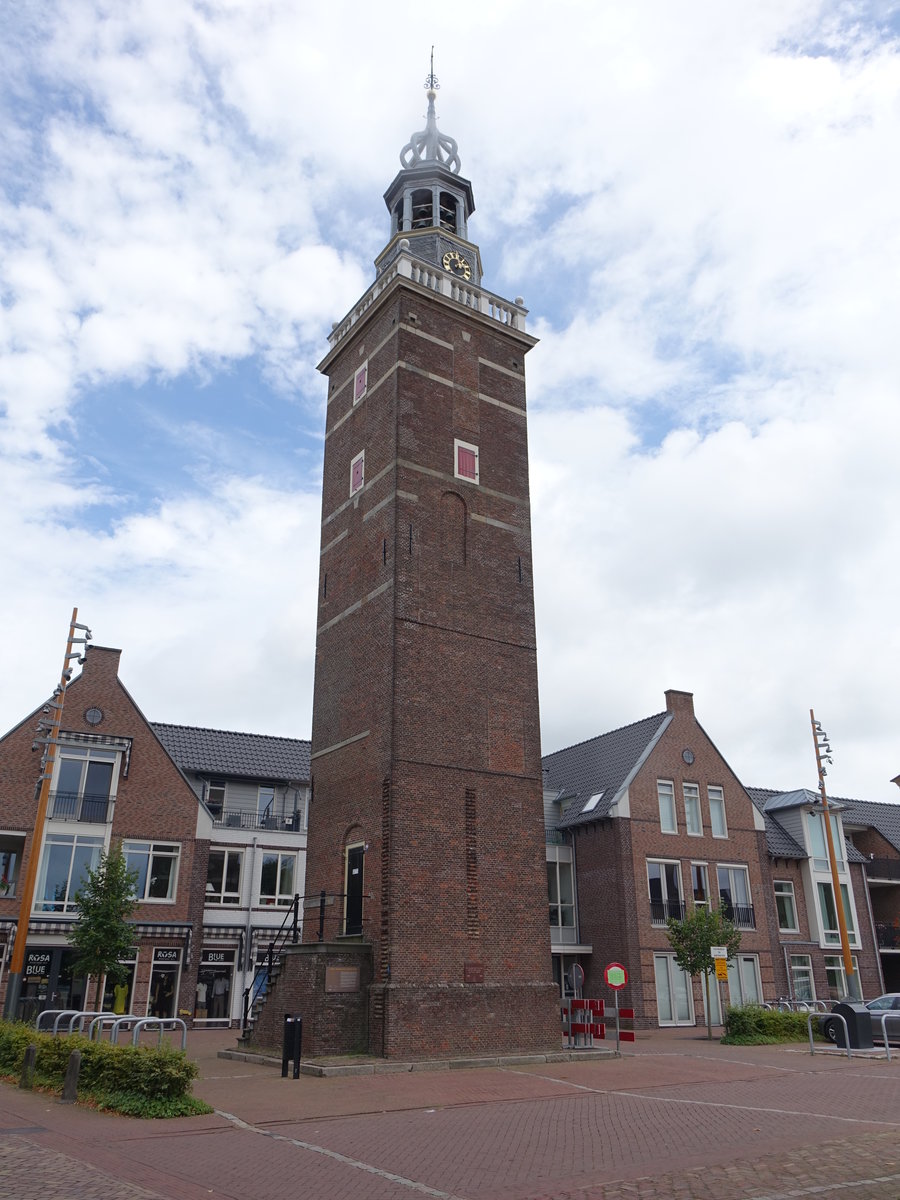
866, 858, 900, 881
721, 902, 756, 930
875, 922, 900, 949
212, 808, 306, 834
650, 899, 685, 925
48, 791, 113, 824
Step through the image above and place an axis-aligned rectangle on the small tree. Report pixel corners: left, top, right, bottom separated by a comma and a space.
69, 847, 139, 1011
666, 905, 742, 1039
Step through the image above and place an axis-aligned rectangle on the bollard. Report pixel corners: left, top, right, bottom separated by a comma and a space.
282, 1013, 302, 1079
19, 1044, 37, 1090
61, 1049, 81, 1104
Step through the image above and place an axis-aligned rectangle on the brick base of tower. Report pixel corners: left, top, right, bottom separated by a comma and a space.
248, 943, 560, 1059
373, 981, 561, 1059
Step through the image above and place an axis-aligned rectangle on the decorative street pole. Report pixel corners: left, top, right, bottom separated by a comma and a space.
810, 710, 854, 981
3, 608, 91, 1019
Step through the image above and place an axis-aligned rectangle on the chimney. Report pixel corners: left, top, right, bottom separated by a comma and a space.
77, 645, 122, 687
664, 689, 694, 717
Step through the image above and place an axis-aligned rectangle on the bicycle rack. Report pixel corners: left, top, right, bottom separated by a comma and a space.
129, 1017, 188, 1050
808, 1011, 851, 1060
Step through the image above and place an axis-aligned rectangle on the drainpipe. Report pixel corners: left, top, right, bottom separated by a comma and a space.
860, 864, 885, 995
243, 837, 259, 981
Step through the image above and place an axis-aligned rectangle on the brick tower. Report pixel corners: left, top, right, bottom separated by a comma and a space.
303, 76, 559, 1058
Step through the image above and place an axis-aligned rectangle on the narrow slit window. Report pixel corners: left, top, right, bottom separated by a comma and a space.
354, 361, 368, 405
454, 439, 479, 484
350, 450, 365, 496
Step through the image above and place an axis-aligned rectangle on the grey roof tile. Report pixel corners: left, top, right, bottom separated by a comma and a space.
543, 712, 671, 827
747, 785, 881, 863
151, 722, 310, 781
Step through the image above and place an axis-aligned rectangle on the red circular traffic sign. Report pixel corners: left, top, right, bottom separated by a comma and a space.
604, 962, 628, 990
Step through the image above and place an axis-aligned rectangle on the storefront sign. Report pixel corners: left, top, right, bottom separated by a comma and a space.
201, 948, 235, 966
25, 951, 51, 981
153, 947, 181, 964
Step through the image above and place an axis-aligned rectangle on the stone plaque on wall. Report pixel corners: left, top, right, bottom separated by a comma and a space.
464, 961, 485, 984
325, 966, 361, 993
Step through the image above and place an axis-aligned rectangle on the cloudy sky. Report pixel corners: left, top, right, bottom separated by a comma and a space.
2, 0, 898, 802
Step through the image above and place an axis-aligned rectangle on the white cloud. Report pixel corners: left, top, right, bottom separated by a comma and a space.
1, 0, 898, 805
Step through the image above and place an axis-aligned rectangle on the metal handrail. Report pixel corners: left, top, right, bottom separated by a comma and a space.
241, 892, 301, 1033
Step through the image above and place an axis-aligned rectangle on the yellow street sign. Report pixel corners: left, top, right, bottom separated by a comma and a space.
715, 959, 729, 981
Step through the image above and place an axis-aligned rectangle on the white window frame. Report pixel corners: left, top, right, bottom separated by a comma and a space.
716, 864, 754, 929
453, 438, 479, 484
657, 780, 677, 834
708, 785, 727, 838
124, 841, 180, 903
259, 851, 297, 907
33, 832, 104, 914
206, 848, 243, 906
353, 359, 368, 405
816, 879, 859, 948
547, 857, 576, 941
789, 953, 815, 1002
648, 859, 683, 925
350, 449, 365, 496
824, 953, 862, 1002
691, 861, 710, 910
774, 880, 799, 932
807, 810, 845, 872
683, 782, 702, 836
727, 954, 762, 1006
51, 745, 120, 823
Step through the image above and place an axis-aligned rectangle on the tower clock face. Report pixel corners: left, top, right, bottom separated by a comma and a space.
442, 249, 472, 280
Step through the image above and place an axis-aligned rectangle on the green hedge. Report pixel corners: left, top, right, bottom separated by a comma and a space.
722, 1004, 818, 1044
0, 1020, 208, 1114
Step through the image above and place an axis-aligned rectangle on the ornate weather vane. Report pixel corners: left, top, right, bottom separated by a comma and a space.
425, 46, 439, 91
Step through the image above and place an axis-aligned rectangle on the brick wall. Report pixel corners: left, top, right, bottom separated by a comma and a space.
305, 277, 559, 1055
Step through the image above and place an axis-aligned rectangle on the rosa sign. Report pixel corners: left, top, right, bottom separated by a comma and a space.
604, 962, 628, 990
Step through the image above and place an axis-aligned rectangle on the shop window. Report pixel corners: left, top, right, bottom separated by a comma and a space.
34, 833, 103, 913
195, 948, 236, 1022
260, 852, 296, 906
124, 841, 180, 902
148, 948, 181, 1018
206, 849, 243, 905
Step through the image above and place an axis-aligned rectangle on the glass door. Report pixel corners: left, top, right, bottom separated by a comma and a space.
727, 955, 761, 1005
654, 953, 694, 1025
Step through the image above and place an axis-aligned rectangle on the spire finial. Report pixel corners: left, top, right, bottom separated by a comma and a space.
399, 54, 461, 174
425, 46, 439, 93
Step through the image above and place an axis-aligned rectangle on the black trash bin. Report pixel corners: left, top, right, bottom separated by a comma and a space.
827, 1001, 874, 1049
